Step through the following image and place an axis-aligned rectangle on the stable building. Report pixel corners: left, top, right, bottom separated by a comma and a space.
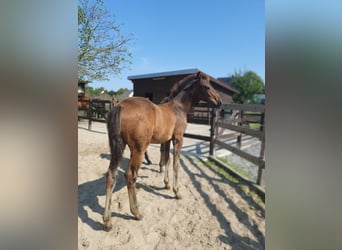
128, 68, 238, 104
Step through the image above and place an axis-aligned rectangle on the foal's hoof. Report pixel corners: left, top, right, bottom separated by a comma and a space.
135, 214, 143, 221
103, 223, 113, 232
103, 216, 113, 232
175, 194, 182, 200
173, 189, 182, 200
164, 183, 171, 190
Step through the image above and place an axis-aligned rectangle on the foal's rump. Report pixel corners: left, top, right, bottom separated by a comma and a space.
117, 97, 155, 148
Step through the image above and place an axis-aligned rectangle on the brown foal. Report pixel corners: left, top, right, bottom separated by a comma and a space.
103, 72, 221, 231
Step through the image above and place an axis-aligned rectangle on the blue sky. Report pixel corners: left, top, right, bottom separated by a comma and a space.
90, 0, 264, 90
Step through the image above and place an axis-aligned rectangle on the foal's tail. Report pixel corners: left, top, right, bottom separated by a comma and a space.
107, 106, 125, 168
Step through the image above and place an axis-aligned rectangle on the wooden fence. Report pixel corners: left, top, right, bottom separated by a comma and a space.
78, 98, 112, 130
209, 103, 265, 185
182, 103, 265, 186
78, 99, 265, 186
187, 103, 212, 125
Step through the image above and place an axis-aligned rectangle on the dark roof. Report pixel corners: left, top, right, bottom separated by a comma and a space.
128, 69, 239, 94
217, 77, 237, 89
128, 68, 199, 80
209, 75, 239, 94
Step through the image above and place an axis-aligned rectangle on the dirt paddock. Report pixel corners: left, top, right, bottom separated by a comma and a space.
78, 121, 265, 249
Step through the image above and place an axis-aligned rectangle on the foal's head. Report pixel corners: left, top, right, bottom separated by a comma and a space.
189, 72, 222, 107
162, 72, 222, 106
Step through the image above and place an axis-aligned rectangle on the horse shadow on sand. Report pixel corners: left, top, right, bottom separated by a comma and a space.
78, 155, 133, 231
180, 154, 265, 250
78, 153, 171, 231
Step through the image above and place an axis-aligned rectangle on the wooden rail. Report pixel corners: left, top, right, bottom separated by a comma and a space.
221, 103, 265, 112
78, 99, 266, 186
187, 103, 211, 124
209, 103, 265, 186
184, 103, 265, 185
216, 121, 265, 140
183, 133, 211, 142
78, 98, 112, 129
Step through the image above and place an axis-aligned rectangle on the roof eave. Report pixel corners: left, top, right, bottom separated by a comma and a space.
128, 68, 199, 80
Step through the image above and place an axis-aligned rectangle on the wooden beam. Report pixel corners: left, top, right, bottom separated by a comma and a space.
215, 140, 265, 167
216, 121, 265, 140
183, 133, 211, 141
221, 103, 265, 112
216, 132, 239, 140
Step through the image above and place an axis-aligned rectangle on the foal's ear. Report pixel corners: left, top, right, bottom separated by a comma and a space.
193, 71, 201, 81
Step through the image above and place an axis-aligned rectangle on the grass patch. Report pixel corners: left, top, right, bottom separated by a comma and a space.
238, 183, 264, 205
206, 158, 264, 205
217, 156, 256, 182
207, 159, 239, 183
248, 123, 261, 129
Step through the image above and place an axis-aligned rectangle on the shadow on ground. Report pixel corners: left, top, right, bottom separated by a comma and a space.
78, 157, 136, 231
78, 154, 171, 231
79, 146, 264, 249
180, 154, 265, 250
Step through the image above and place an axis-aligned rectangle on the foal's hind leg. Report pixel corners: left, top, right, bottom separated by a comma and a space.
125, 149, 144, 220
103, 161, 118, 231
159, 140, 171, 174
144, 151, 152, 165
159, 140, 171, 189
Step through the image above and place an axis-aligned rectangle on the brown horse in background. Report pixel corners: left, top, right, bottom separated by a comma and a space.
78, 95, 90, 110
103, 72, 221, 231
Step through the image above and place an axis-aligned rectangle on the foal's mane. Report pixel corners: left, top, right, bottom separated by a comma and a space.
160, 73, 197, 103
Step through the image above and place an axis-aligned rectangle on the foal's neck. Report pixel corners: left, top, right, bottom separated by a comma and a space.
174, 90, 194, 113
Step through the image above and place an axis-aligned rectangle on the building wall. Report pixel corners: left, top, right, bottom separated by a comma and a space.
133, 74, 189, 103
212, 84, 234, 103
133, 75, 235, 104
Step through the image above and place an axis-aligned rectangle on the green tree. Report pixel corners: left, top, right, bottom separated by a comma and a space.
115, 88, 129, 97
231, 70, 265, 104
78, 0, 133, 82
107, 90, 116, 96
85, 85, 95, 96
85, 86, 106, 97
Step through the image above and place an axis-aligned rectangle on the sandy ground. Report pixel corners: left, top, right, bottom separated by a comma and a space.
78, 121, 265, 250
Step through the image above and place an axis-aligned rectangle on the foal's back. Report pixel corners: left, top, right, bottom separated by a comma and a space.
118, 97, 176, 146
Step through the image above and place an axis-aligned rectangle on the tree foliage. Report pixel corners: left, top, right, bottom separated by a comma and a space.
85, 86, 128, 98
85, 86, 105, 97
78, 0, 133, 82
231, 70, 265, 104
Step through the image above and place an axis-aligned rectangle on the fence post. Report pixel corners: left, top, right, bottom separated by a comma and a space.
256, 139, 265, 185
236, 109, 244, 149
209, 108, 217, 156
256, 111, 265, 185
260, 111, 265, 131
87, 100, 92, 130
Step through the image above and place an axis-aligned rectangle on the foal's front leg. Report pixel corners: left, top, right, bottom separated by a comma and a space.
172, 137, 183, 199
